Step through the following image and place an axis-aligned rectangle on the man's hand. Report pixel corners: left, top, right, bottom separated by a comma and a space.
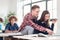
46, 28, 53, 35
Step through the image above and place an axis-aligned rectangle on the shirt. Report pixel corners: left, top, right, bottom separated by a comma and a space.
33, 20, 54, 34
0, 23, 2, 30
5, 23, 19, 31
19, 13, 46, 32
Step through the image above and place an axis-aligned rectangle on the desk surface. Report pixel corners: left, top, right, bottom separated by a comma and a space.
13, 34, 60, 40
13, 36, 47, 40
0, 32, 22, 37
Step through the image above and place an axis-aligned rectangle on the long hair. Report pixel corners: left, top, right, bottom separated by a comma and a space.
40, 10, 50, 27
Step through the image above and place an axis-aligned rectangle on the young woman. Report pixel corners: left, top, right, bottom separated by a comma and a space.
5, 16, 19, 33
33, 10, 56, 35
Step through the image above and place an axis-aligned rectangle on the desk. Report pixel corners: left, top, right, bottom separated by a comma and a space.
13, 34, 60, 40
0, 32, 22, 40
0, 32, 21, 37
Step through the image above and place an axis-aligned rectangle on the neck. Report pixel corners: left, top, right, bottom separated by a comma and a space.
31, 12, 33, 16
31, 12, 34, 16
45, 19, 48, 22
11, 23, 14, 26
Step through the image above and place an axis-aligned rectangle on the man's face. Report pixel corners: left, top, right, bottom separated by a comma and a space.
32, 8, 40, 17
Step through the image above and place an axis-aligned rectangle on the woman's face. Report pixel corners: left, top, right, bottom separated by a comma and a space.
10, 18, 16, 25
45, 14, 50, 21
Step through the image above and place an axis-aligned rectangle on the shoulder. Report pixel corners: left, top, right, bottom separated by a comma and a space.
0, 23, 3, 25
24, 13, 32, 19
6, 23, 11, 26
14, 23, 18, 27
37, 20, 43, 25
25, 13, 31, 17
14, 23, 18, 25
37, 20, 42, 23
5, 23, 11, 28
25, 13, 31, 16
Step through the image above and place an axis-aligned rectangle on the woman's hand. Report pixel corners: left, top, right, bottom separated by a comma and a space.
52, 19, 57, 24
46, 28, 53, 35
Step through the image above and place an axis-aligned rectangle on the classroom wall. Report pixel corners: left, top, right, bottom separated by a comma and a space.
0, 0, 17, 17
8, 0, 17, 13
0, 0, 9, 17
0, 0, 17, 30
56, 0, 60, 35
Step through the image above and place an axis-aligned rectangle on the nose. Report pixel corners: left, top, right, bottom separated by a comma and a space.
37, 13, 38, 15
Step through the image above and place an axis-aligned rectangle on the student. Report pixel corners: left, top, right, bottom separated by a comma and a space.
0, 18, 3, 40
18, 5, 53, 35
5, 16, 19, 33
0, 18, 3, 32
33, 10, 56, 35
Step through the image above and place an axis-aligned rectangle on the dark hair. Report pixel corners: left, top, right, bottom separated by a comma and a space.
31, 5, 40, 10
9, 16, 17, 22
0, 18, 3, 22
40, 10, 50, 27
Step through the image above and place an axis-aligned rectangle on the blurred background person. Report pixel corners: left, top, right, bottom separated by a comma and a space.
5, 16, 19, 33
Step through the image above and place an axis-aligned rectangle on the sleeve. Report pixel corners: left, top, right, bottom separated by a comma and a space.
19, 15, 28, 31
50, 23, 54, 31
48, 23, 54, 31
15, 24, 19, 30
5, 24, 10, 30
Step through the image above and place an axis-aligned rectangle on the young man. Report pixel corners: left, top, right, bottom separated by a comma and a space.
18, 5, 53, 35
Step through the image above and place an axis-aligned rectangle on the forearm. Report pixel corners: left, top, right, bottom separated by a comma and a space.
50, 23, 54, 31
5, 30, 12, 33
5, 30, 18, 33
28, 19, 46, 32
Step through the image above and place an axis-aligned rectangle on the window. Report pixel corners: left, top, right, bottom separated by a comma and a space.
47, 0, 57, 19
47, 0, 57, 33
24, 0, 31, 5
32, 0, 43, 2
17, 0, 24, 26
24, 5, 31, 16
